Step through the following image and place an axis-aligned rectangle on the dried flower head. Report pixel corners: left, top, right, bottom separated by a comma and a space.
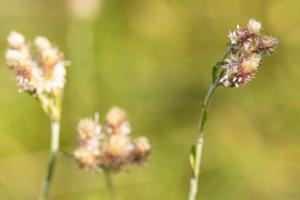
73, 107, 151, 172
74, 146, 100, 170
78, 113, 102, 140
105, 106, 131, 135
221, 19, 278, 87
247, 19, 262, 34
105, 134, 131, 158
131, 137, 152, 164
5, 31, 68, 120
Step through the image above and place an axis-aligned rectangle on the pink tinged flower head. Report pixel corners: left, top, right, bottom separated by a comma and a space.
257, 35, 279, 55
5, 31, 68, 96
77, 113, 102, 142
221, 54, 262, 87
105, 106, 131, 135
7, 31, 26, 49
130, 137, 152, 164
6, 33, 40, 94
105, 134, 131, 158
221, 19, 278, 88
240, 54, 261, 74
74, 146, 100, 170
73, 107, 152, 172
5, 49, 29, 69
247, 19, 262, 34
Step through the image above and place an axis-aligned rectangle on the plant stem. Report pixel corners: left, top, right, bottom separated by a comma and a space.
188, 49, 230, 200
104, 171, 116, 200
39, 120, 60, 200
188, 81, 218, 200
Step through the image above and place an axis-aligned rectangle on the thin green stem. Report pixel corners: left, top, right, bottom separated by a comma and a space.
188, 48, 230, 200
104, 171, 116, 200
188, 81, 218, 200
39, 120, 60, 200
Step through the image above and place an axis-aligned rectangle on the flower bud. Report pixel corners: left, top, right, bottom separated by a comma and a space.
247, 19, 262, 34
77, 113, 102, 141
5, 49, 28, 69
240, 54, 262, 74
134, 137, 151, 157
7, 31, 25, 49
105, 107, 131, 135
34, 36, 51, 50
74, 146, 100, 170
105, 134, 130, 158
257, 35, 279, 55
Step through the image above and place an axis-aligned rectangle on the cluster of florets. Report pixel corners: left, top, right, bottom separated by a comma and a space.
5, 31, 67, 120
220, 19, 278, 87
74, 107, 152, 172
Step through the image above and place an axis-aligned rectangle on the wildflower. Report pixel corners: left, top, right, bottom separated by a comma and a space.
188, 19, 278, 200
73, 107, 151, 172
5, 31, 68, 120
221, 19, 278, 88
5, 31, 69, 199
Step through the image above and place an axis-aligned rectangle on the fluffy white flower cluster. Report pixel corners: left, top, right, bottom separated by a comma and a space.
5, 31, 68, 120
6, 31, 67, 95
74, 107, 152, 172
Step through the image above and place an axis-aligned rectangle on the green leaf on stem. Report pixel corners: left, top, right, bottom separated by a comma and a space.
212, 62, 225, 82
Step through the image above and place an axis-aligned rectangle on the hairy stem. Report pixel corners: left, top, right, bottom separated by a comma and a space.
188, 49, 230, 200
105, 171, 116, 200
39, 120, 60, 200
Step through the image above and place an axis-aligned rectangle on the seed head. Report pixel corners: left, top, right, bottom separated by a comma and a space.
74, 146, 100, 170
7, 31, 26, 49
247, 19, 262, 34
73, 107, 152, 172
105, 134, 131, 158
134, 137, 151, 156
5, 31, 68, 120
105, 106, 131, 135
221, 19, 278, 88
78, 113, 102, 141
130, 137, 152, 164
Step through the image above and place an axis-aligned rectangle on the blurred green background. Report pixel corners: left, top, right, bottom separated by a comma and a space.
0, 0, 299, 199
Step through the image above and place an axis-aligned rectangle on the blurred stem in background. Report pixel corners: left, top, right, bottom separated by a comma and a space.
188, 48, 230, 200
67, 0, 101, 113
39, 120, 60, 200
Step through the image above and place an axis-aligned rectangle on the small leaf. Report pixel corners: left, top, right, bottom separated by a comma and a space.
212, 62, 226, 82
